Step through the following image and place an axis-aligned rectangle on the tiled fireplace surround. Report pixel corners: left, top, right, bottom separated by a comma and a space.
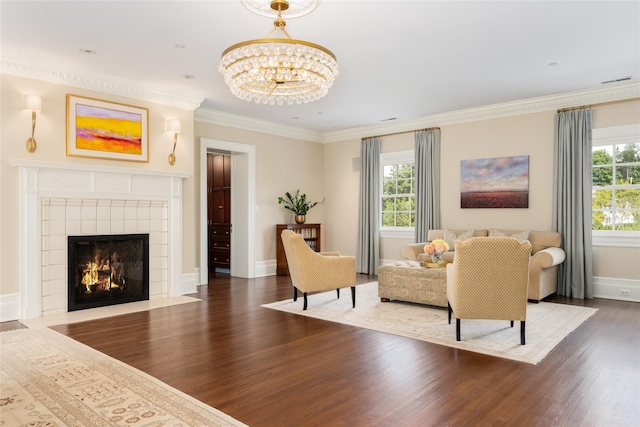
13, 160, 189, 319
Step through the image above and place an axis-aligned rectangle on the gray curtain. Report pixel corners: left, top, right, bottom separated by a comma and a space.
356, 137, 380, 274
553, 108, 594, 299
414, 129, 441, 242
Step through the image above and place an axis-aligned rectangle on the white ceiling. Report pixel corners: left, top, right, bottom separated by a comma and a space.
2, 1, 638, 133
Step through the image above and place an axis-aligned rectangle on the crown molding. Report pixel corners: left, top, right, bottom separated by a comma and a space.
322, 81, 640, 143
1, 58, 203, 111
195, 109, 324, 143
5, 55, 637, 140
196, 81, 639, 144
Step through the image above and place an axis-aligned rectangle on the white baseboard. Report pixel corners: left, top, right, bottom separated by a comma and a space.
0, 272, 200, 323
255, 260, 277, 277
1, 273, 630, 323
0, 293, 21, 322
593, 276, 640, 302
181, 270, 199, 295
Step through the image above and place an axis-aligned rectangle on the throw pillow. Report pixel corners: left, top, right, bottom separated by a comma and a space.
489, 229, 530, 242
444, 229, 476, 251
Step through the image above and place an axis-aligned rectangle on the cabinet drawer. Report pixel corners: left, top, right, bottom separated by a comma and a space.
210, 239, 230, 249
210, 226, 230, 237
210, 247, 230, 267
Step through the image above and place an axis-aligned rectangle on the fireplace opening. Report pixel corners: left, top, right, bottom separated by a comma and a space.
68, 234, 149, 312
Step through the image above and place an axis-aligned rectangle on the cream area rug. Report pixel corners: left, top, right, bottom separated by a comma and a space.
0, 328, 246, 427
262, 282, 598, 365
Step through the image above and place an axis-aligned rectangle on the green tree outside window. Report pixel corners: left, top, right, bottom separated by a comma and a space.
592, 143, 640, 230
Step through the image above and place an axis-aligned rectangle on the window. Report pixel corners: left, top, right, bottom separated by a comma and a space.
592, 124, 640, 247
380, 151, 415, 234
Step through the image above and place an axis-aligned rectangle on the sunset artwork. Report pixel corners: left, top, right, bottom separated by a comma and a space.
75, 104, 142, 154
67, 95, 148, 162
460, 155, 529, 208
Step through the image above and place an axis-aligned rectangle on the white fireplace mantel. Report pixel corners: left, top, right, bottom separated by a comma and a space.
12, 160, 191, 319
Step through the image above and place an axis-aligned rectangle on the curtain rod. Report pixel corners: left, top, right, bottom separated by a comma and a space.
557, 97, 639, 113
364, 127, 440, 140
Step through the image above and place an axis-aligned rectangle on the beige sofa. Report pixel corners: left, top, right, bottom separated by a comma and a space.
400, 229, 566, 302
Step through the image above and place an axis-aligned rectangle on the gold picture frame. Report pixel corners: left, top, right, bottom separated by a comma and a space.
66, 94, 149, 162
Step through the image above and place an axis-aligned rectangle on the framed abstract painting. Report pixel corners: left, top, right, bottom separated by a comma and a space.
460, 155, 529, 208
66, 95, 149, 162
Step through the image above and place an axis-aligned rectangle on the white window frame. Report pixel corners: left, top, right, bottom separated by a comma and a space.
592, 124, 640, 248
380, 150, 415, 238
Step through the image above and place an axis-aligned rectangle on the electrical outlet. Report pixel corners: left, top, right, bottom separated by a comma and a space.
619, 289, 631, 297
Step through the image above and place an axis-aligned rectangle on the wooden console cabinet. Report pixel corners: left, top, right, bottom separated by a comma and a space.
276, 223, 321, 276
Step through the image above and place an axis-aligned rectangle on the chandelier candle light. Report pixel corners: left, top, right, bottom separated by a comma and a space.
219, 0, 339, 105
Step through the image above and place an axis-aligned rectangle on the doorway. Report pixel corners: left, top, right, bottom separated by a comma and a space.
207, 153, 231, 278
199, 138, 256, 283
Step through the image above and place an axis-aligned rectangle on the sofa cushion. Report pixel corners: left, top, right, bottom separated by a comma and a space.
443, 228, 476, 251
489, 228, 530, 242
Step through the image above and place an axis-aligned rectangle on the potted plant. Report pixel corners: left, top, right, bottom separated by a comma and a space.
278, 190, 325, 224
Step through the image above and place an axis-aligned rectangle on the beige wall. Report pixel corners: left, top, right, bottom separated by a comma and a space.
324, 101, 640, 282
194, 122, 325, 264
0, 74, 196, 296
1, 73, 637, 302
591, 101, 640, 280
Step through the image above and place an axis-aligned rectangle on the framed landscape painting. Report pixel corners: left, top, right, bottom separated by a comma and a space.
460, 155, 529, 208
67, 95, 149, 162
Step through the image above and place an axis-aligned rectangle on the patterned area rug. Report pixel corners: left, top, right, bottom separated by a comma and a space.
0, 328, 246, 427
262, 282, 598, 365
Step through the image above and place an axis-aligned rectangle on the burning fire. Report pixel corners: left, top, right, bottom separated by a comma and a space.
80, 254, 124, 294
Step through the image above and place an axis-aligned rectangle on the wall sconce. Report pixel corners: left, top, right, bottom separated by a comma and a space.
166, 119, 181, 165
23, 94, 42, 153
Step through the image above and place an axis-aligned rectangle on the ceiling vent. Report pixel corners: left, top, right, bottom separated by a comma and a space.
602, 76, 632, 84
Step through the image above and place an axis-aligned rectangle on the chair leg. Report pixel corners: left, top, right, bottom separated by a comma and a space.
303, 293, 308, 310
456, 318, 461, 341
336, 288, 340, 299
521, 321, 526, 345
293, 287, 297, 301
351, 286, 356, 308
447, 302, 452, 325
510, 320, 514, 328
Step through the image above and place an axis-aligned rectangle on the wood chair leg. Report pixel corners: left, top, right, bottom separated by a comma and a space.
456, 318, 461, 341
510, 320, 514, 328
293, 287, 297, 301
447, 302, 452, 325
521, 321, 526, 345
351, 286, 356, 308
303, 293, 308, 310
336, 288, 340, 299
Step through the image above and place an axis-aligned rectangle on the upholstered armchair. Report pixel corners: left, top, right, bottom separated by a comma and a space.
280, 230, 356, 310
446, 237, 532, 345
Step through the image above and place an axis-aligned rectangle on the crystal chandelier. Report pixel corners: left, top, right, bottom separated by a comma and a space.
218, 0, 339, 105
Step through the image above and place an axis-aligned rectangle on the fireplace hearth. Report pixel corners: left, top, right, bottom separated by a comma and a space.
68, 234, 149, 311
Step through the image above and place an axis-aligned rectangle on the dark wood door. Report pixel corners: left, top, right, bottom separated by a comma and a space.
207, 153, 231, 276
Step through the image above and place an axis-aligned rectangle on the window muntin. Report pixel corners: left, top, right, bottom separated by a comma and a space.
592, 142, 640, 231
382, 163, 416, 227
380, 150, 415, 233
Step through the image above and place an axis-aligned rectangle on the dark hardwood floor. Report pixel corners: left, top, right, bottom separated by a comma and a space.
8, 274, 639, 426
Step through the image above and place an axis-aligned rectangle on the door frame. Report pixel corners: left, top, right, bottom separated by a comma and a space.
199, 138, 256, 282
